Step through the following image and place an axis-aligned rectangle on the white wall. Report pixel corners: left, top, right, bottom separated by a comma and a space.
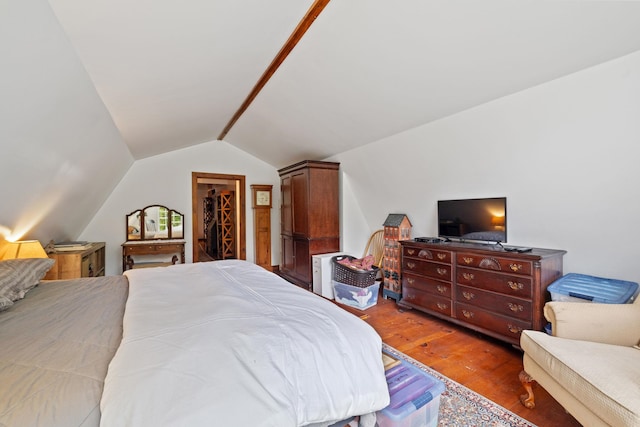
68, 44, 640, 285
331, 50, 640, 283
80, 141, 280, 275
0, 0, 133, 243
338, 172, 373, 256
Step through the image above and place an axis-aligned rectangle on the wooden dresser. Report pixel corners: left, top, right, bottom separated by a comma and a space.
399, 240, 566, 346
44, 242, 106, 280
278, 160, 340, 290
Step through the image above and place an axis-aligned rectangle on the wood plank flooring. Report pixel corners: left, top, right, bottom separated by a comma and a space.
337, 293, 582, 427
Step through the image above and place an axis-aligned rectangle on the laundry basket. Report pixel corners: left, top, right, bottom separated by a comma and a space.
331, 255, 379, 288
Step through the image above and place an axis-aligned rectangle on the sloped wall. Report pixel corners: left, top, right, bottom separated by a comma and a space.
0, 0, 133, 243
332, 50, 640, 283
79, 141, 280, 275
80, 49, 640, 282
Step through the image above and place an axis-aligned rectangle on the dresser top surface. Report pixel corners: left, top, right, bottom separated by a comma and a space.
400, 239, 566, 260
122, 239, 185, 246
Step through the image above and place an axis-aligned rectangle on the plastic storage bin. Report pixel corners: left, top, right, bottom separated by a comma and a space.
377, 356, 445, 427
548, 273, 639, 304
332, 281, 379, 310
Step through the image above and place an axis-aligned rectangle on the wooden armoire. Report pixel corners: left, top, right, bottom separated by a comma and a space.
278, 160, 340, 290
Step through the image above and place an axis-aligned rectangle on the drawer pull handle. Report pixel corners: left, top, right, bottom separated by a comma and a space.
507, 281, 524, 291
407, 262, 416, 269
462, 272, 475, 281
436, 302, 448, 311
407, 277, 415, 285
462, 256, 474, 264
418, 250, 433, 259
508, 303, 524, 312
462, 310, 474, 319
509, 263, 523, 272
436, 285, 447, 294
436, 268, 447, 276
437, 253, 446, 260
508, 324, 523, 334
462, 291, 475, 300
407, 249, 416, 255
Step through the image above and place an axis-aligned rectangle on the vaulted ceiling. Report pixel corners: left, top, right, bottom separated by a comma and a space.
49, 0, 640, 168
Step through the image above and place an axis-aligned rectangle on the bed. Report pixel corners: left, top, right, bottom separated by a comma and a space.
0, 258, 390, 426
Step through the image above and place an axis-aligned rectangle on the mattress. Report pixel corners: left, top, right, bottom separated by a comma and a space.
101, 260, 390, 426
0, 276, 128, 427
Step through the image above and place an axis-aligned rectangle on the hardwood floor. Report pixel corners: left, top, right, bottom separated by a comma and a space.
338, 292, 582, 427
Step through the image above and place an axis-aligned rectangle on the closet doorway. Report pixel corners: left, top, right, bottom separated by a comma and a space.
191, 172, 246, 262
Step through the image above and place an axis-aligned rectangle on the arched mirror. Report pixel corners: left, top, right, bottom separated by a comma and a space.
126, 205, 184, 241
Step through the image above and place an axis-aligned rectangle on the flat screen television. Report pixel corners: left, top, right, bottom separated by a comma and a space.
437, 197, 507, 243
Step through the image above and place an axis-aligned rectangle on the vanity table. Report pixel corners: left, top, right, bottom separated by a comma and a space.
122, 205, 185, 272
122, 240, 185, 271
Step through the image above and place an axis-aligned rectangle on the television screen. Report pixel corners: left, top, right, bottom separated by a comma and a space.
437, 197, 507, 242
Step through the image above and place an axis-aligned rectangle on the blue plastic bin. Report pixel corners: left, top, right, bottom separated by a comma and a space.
548, 273, 638, 304
332, 281, 379, 310
377, 354, 445, 427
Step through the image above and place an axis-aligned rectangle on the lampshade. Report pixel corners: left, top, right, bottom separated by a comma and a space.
0, 240, 48, 260
491, 216, 505, 227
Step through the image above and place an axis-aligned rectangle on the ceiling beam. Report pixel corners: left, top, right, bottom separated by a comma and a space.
217, 0, 331, 140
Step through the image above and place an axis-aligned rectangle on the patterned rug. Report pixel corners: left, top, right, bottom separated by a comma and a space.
382, 343, 537, 427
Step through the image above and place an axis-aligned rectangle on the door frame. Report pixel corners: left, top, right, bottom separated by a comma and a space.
191, 172, 246, 262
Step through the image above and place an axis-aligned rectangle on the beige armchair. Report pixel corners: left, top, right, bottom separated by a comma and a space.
520, 298, 640, 427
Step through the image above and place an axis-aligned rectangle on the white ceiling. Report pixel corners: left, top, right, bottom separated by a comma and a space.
49, 0, 640, 168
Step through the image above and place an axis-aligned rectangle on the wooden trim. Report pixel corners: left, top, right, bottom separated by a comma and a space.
191, 172, 199, 261
217, 0, 331, 140
191, 172, 246, 262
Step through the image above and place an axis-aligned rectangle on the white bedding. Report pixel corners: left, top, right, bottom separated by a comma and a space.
100, 260, 389, 426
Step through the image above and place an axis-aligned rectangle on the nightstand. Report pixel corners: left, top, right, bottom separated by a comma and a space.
44, 242, 106, 279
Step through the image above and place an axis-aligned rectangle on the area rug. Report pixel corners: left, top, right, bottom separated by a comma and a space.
382, 343, 536, 427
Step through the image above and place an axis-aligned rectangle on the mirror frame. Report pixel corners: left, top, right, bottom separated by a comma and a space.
126, 205, 184, 241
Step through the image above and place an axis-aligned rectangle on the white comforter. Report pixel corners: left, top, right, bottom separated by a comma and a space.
101, 260, 389, 426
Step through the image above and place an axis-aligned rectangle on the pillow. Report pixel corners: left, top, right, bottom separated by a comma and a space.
0, 258, 55, 311
0, 295, 13, 311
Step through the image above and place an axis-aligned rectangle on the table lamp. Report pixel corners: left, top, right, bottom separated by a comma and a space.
0, 240, 48, 260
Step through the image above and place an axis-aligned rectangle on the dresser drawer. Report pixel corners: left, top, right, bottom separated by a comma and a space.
403, 246, 452, 263
402, 286, 452, 316
457, 267, 532, 298
403, 258, 451, 281
403, 272, 451, 298
456, 284, 532, 321
455, 302, 531, 342
124, 244, 183, 255
457, 253, 532, 276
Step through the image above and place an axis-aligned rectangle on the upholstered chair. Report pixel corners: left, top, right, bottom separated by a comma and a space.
520, 298, 640, 427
